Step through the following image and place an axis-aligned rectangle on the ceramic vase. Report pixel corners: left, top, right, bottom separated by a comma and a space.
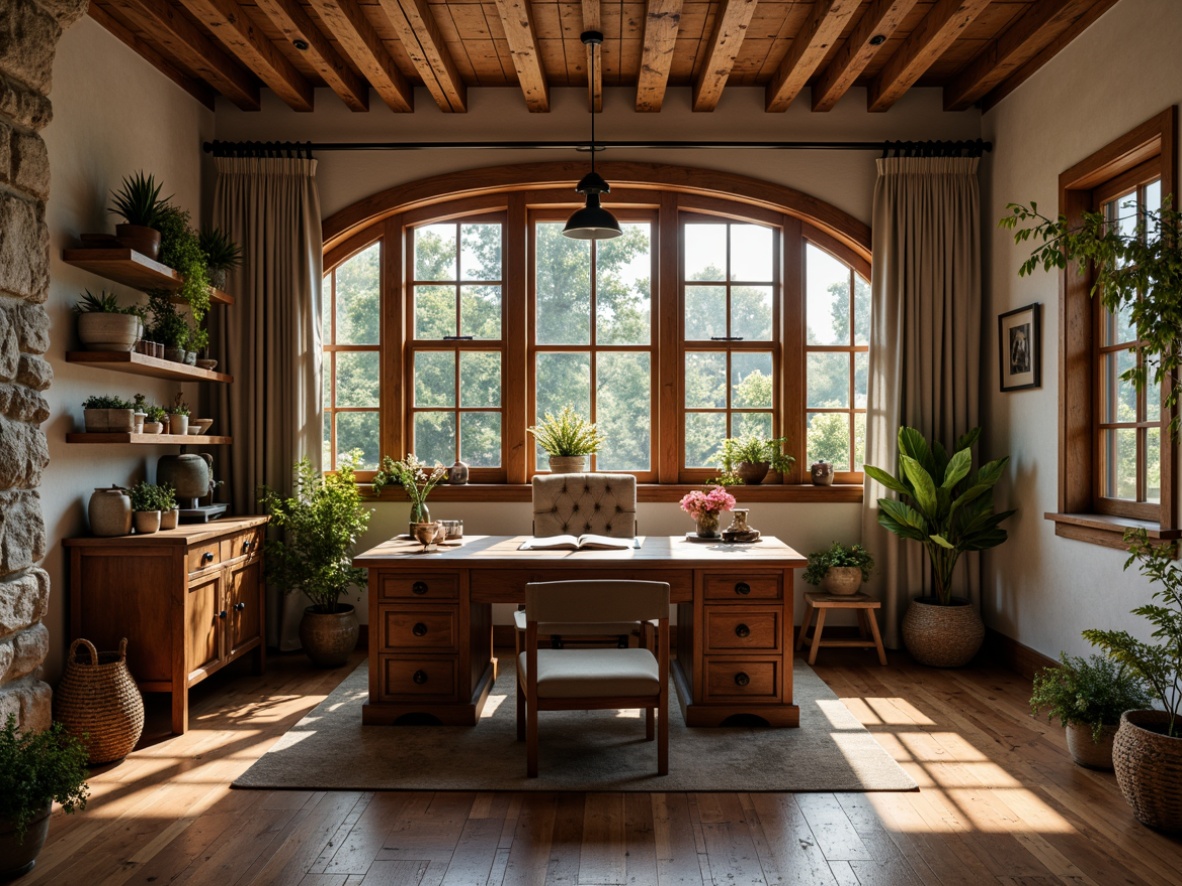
88, 486, 132, 537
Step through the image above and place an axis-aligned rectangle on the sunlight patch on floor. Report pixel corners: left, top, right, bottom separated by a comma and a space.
480, 693, 507, 717
864, 696, 936, 725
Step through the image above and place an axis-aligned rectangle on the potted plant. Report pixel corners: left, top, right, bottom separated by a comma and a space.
372, 452, 449, 532
157, 483, 179, 530
767, 439, 796, 484
678, 485, 737, 538
168, 396, 190, 437
199, 226, 242, 292
527, 405, 605, 473
74, 289, 143, 352
718, 435, 789, 485
1030, 651, 1150, 771
0, 714, 89, 879
864, 426, 1015, 667
129, 481, 166, 534
142, 405, 166, 435
260, 453, 372, 667
156, 205, 211, 324
82, 394, 134, 433
802, 541, 874, 596
132, 393, 148, 433
108, 171, 169, 259
1082, 529, 1182, 830
150, 302, 191, 363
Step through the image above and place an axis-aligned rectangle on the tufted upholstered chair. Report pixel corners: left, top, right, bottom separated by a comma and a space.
530, 473, 637, 538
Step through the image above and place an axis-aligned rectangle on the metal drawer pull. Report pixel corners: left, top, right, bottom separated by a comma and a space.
734, 623, 750, 638
734, 672, 750, 687
234, 602, 246, 611
242, 540, 253, 551
735, 581, 750, 596
412, 622, 428, 637
218, 610, 227, 619
412, 581, 429, 595
202, 552, 215, 563
412, 669, 429, 684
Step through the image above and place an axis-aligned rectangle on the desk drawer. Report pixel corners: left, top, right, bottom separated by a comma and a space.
381, 608, 458, 652
378, 656, 458, 701
703, 608, 782, 653
703, 574, 782, 601
470, 568, 694, 603
379, 574, 459, 601
702, 659, 780, 702
187, 541, 220, 575
221, 528, 262, 564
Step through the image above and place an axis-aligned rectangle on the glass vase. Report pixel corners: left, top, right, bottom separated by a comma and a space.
695, 511, 720, 538
410, 501, 431, 523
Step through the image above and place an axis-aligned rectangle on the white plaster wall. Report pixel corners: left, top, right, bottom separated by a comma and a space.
41, 19, 215, 680
981, 0, 1182, 660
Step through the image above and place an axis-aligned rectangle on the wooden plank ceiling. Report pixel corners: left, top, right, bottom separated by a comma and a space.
89, 0, 1123, 114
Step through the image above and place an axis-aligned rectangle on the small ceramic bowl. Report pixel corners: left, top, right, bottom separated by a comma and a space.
190, 418, 213, 435
196, 358, 218, 371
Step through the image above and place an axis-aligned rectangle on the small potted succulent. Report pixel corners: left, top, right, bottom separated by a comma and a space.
527, 405, 606, 473
108, 171, 170, 259
802, 541, 874, 596
74, 290, 144, 352
81, 395, 134, 433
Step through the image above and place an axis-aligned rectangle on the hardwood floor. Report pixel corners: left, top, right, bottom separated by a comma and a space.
24, 647, 1182, 885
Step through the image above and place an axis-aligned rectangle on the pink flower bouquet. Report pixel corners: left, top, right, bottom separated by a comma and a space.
679, 486, 736, 520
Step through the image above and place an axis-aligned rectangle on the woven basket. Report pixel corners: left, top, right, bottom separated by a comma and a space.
54, 638, 144, 765
1113, 709, 1182, 832
901, 597, 984, 668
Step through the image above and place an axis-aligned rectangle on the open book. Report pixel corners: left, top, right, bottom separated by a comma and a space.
519, 534, 639, 551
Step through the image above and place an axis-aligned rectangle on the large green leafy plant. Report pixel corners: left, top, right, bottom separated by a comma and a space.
0, 715, 89, 841
1030, 652, 1150, 742
864, 427, 1015, 605
260, 454, 371, 613
527, 405, 605, 456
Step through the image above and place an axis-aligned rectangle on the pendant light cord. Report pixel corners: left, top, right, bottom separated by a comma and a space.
587, 32, 599, 176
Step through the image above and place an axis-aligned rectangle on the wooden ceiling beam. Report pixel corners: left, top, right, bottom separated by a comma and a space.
254, 0, 370, 111
178, 0, 314, 111
636, 0, 683, 113
89, 2, 217, 109
945, 0, 1093, 110
376, 0, 467, 112
105, 0, 261, 110
306, 0, 413, 112
692, 0, 758, 112
867, 0, 993, 112
811, 0, 917, 112
765, 0, 861, 112
493, 0, 550, 112
582, 0, 602, 113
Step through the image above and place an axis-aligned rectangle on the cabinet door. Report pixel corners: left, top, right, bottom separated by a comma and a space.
226, 558, 262, 660
186, 572, 222, 678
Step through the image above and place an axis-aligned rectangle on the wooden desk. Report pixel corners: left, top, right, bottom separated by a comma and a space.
354, 534, 807, 728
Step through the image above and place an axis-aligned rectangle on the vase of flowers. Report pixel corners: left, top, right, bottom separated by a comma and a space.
373, 453, 448, 535
679, 486, 737, 538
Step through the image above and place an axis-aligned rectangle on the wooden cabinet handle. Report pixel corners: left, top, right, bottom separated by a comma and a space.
412, 669, 428, 685
412, 581, 429, 595
735, 582, 750, 595
234, 602, 246, 611
734, 623, 750, 638
202, 552, 215, 563
734, 672, 750, 687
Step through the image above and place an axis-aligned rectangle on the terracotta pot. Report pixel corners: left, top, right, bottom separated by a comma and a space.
901, 596, 984, 668
1065, 721, 1116, 770
1113, 709, 1182, 831
0, 803, 50, 879
821, 566, 863, 596
133, 510, 161, 534
299, 604, 360, 668
547, 455, 587, 474
115, 223, 161, 259
736, 461, 770, 485
77, 312, 141, 352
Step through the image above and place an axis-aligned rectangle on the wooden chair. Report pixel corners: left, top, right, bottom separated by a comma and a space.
516, 579, 670, 778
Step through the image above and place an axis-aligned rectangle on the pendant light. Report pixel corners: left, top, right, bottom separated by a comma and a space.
563, 31, 622, 241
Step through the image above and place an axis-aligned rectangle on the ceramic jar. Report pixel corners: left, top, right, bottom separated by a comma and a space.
810, 460, 834, 485
448, 459, 469, 485
88, 486, 132, 537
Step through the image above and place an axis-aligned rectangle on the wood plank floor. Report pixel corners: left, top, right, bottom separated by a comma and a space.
23, 647, 1182, 886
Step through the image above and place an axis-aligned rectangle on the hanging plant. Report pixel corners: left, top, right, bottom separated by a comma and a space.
156, 205, 211, 324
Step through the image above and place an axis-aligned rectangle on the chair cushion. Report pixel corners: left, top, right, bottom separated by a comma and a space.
518, 648, 660, 699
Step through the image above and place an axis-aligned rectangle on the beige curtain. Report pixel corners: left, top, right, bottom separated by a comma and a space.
860, 156, 981, 648
211, 156, 323, 649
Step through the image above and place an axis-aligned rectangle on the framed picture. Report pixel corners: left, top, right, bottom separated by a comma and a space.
998, 303, 1041, 391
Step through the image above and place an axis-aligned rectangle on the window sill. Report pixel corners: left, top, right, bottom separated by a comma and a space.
1045, 512, 1182, 550
368, 483, 864, 505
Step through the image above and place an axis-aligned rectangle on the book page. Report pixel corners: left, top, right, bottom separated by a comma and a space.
575, 534, 638, 550
518, 535, 578, 551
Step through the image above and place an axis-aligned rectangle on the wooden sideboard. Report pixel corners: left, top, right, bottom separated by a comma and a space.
354, 534, 807, 728
65, 515, 267, 734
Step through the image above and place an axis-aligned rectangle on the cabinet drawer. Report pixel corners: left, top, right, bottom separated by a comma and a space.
379, 574, 459, 602
703, 609, 782, 653
382, 609, 458, 652
221, 528, 262, 563
703, 574, 782, 601
378, 656, 458, 700
187, 541, 220, 574
702, 659, 779, 702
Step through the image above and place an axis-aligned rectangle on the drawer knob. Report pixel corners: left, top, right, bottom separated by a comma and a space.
735, 582, 751, 596
234, 602, 246, 612
412, 669, 429, 685
734, 671, 750, 687
218, 610, 227, 619
412, 622, 428, 637
242, 540, 253, 551
734, 623, 750, 638
202, 552, 215, 563
412, 581, 429, 596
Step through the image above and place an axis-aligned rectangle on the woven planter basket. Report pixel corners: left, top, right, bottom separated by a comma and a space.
1065, 722, 1116, 770
53, 638, 144, 765
901, 597, 984, 668
1113, 709, 1182, 832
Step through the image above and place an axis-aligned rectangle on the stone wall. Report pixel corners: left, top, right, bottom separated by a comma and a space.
0, 0, 87, 730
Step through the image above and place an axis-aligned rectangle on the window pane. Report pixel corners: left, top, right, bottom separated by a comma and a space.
685, 352, 726, 408
854, 352, 868, 408
732, 285, 773, 342
732, 353, 773, 408
322, 413, 331, 468
808, 353, 850, 408
535, 353, 591, 425
335, 243, 380, 345
806, 244, 851, 345
460, 223, 501, 281
336, 411, 380, 470
853, 274, 870, 346
1101, 427, 1137, 499
415, 223, 456, 280
734, 412, 772, 441
597, 353, 651, 471
415, 285, 455, 339
1147, 426, 1161, 502
684, 224, 726, 281
336, 352, 380, 408
1146, 180, 1162, 215
853, 412, 866, 471
414, 352, 455, 407
322, 273, 332, 342
460, 412, 501, 467
685, 286, 726, 340
414, 412, 455, 465
731, 224, 773, 281
459, 352, 501, 407
807, 412, 851, 471
1105, 301, 1137, 347
685, 412, 726, 467
460, 284, 502, 339
1103, 349, 1137, 422
536, 222, 590, 345
1147, 363, 1161, 422
323, 354, 332, 408
597, 223, 651, 346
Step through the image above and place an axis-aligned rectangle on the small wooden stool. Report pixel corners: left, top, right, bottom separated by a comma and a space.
796, 592, 887, 666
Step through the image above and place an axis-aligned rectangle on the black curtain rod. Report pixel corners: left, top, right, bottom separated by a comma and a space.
203, 138, 991, 158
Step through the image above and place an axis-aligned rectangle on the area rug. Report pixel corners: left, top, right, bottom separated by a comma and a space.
234, 659, 916, 792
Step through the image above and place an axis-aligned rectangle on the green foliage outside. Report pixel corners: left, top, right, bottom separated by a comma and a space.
0, 714, 89, 841
1030, 652, 1150, 742
802, 541, 874, 586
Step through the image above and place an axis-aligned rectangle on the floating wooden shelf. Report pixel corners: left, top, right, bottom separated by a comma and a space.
66, 351, 233, 383
62, 247, 234, 306
66, 433, 232, 445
